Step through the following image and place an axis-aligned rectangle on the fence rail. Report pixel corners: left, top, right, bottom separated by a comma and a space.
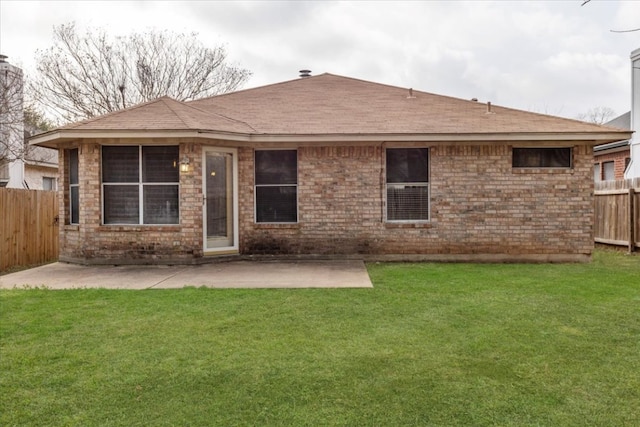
0, 188, 59, 272
594, 178, 640, 252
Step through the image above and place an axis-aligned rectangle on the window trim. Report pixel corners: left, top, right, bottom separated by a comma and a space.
594, 162, 602, 182
385, 147, 431, 223
101, 145, 180, 226
254, 149, 299, 224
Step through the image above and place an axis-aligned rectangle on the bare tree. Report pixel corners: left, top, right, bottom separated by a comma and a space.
576, 106, 616, 125
29, 23, 252, 123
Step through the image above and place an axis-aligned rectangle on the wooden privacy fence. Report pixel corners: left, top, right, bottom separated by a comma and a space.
0, 188, 59, 272
594, 178, 640, 252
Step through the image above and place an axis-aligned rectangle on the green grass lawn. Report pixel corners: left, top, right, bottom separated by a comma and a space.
1, 250, 639, 426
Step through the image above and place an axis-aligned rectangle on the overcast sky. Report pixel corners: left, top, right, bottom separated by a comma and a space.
1, 0, 638, 121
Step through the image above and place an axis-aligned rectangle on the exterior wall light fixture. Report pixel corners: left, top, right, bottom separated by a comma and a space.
180, 155, 190, 172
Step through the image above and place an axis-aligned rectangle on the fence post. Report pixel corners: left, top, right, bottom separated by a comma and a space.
630, 187, 636, 254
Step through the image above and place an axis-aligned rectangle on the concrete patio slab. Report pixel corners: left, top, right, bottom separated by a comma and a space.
0, 260, 373, 290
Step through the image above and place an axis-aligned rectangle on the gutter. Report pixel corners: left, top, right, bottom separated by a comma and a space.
30, 129, 634, 148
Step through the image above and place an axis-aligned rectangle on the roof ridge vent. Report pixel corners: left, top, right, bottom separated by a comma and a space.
299, 69, 312, 78
407, 88, 416, 99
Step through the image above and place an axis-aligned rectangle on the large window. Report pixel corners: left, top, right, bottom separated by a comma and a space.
69, 148, 79, 224
386, 148, 430, 222
254, 150, 297, 223
512, 148, 572, 168
102, 146, 179, 225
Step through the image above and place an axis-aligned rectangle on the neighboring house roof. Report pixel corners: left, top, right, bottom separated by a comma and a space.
595, 112, 632, 154
24, 145, 58, 168
23, 130, 59, 167
605, 111, 631, 131
31, 73, 632, 147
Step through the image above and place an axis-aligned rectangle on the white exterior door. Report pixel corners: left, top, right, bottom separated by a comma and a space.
203, 148, 238, 253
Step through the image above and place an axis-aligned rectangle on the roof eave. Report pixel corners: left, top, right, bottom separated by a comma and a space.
30, 129, 633, 148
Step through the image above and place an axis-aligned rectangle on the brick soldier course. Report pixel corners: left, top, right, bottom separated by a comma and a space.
32, 74, 631, 264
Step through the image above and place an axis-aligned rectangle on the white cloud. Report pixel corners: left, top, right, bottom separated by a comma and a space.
0, 0, 638, 119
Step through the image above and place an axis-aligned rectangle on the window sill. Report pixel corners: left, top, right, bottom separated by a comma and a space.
253, 223, 300, 229
64, 224, 80, 231
385, 222, 432, 229
97, 225, 182, 232
512, 168, 574, 174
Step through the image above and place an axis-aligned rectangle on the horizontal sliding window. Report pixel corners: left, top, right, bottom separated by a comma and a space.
386, 148, 430, 221
102, 146, 179, 225
512, 148, 572, 168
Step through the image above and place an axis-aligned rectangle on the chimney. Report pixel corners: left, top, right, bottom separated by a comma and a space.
299, 69, 312, 78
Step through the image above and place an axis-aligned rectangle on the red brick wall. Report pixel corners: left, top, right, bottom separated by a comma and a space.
59, 141, 204, 264
58, 140, 595, 263
594, 150, 630, 181
239, 143, 594, 258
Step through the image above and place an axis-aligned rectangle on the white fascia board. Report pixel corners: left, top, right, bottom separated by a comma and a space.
30, 129, 632, 148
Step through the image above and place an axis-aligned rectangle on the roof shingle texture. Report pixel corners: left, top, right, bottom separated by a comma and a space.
61, 73, 624, 136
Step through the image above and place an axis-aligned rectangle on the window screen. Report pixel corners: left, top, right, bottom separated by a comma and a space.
255, 150, 297, 223
386, 148, 429, 221
69, 148, 79, 224
102, 146, 179, 225
512, 148, 572, 168
102, 146, 139, 182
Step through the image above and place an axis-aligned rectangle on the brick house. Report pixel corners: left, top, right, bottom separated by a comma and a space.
593, 112, 631, 181
31, 73, 631, 264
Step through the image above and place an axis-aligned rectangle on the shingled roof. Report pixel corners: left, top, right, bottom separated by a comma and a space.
59, 96, 255, 133
32, 73, 631, 146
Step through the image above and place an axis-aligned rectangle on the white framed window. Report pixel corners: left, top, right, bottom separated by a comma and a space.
68, 148, 79, 224
102, 146, 179, 225
254, 149, 298, 223
386, 148, 430, 222
602, 161, 615, 181
43, 177, 56, 191
594, 163, 601, 182
512, 148, 572, 168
